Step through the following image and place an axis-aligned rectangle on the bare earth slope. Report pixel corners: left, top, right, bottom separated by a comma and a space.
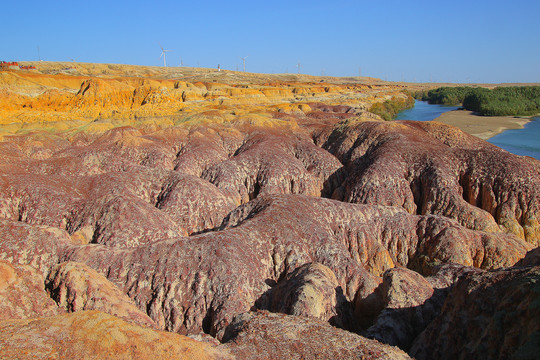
0, 62, 539, 359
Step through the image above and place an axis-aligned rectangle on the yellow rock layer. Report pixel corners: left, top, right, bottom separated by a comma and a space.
0, 62, 408, 138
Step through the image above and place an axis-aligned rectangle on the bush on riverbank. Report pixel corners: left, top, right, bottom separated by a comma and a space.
462, 86, 540, 116
369, 94, 415, 121
418, 86, 540, 116
423, 87, 476, 105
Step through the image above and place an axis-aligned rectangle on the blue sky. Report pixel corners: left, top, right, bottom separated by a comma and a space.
3, 0, 539, 83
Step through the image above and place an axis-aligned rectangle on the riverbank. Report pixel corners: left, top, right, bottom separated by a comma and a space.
434, 110, 531, 140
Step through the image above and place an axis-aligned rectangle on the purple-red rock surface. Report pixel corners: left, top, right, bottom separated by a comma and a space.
0, 66, 539, 358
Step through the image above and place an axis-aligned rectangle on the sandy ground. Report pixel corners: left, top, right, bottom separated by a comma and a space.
434, 110, 531, 140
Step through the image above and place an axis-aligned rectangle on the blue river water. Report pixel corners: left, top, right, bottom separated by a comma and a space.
396, 100, 540, 160
395, 100, 460, 121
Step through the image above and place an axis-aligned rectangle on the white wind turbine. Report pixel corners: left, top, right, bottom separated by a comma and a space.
239, 56, 248, 72
159, 43, 172, 67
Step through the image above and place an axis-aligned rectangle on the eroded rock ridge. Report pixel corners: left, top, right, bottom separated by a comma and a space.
0, 63, 539, 359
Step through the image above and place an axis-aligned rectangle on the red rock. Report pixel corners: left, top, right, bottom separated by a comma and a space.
61, 194, 530, 339
322, 119, 540, 244
361, 265, 481, 351
0, 96, 538, 358
0, 220, 75, 275
220, 311, 412, 360
0, 260, 59, 320
410, 265, 540, 360
256, 262, 355, 329
202, 129, 342, 204
46, 261, 157, 328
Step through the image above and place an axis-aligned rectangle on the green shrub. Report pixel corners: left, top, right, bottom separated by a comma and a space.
422, 86, 540, 116
369, 94, 415, 121
463, 86, 540, 116
424, 87, 476, 105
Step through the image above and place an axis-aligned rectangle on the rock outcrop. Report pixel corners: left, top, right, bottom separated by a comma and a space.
322, 119, 540, 243
51, 194, 533, 339
0, 62, 539, 359
255, 262, 355, 329
410, 265, 540, 360
361, 265, 481, 351
0, 260, 59, 320
0, 311, 231, 360
221, 311, 412, 360
46, 261, 157, 328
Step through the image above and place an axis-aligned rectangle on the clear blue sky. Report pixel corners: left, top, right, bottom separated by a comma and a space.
3, 0, 540, 83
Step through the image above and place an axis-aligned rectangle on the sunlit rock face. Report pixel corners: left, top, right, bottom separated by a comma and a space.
0, 62, 538, 359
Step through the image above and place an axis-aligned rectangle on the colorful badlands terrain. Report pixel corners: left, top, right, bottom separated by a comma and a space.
0, 62, 538, 359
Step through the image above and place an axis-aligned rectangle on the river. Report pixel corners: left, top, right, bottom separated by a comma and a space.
396, 100, 540, 160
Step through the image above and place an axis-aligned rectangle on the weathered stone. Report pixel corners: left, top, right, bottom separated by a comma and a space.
61, 194, 530, 339
0, 311, 231, 360
410, 265, 540, 360
516, 246, 540, 267
202, 129, 342, 204
46, 261, 156, 328
0, 220, 75, 276
221, 311, 412, 360
362, 266, 479, 351
256, 262, 355, 329
0, 260, 59, 320
323, 119, 540, 244
1, 64, 539, 359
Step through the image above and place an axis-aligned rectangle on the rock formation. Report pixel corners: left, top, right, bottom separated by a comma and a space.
410, 265, 540, 360
0, 260, 59, 320
321, 119, 540, 244
0, 62, 538, 358
361, 265, 481, 351
220, 311, 412, 360
0, 311, 231, 360
46, 261, 157, 328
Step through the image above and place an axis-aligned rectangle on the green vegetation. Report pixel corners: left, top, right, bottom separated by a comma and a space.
418, 86, 540, 117
463, 86, 540, 116
369, 94, 415, 121
419, 87, 476, 105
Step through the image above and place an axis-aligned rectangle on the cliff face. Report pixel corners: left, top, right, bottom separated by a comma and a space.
0, 62, 539, 359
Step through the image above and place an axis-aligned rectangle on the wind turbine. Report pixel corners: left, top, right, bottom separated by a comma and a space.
159, 43, 172, 67
239, 56, 248, 72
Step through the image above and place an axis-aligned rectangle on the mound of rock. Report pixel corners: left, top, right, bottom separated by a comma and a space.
411, 265, 540, 360
221, 311, 412, 360
322, 119, 540, 243
0, 311, 231, 360
0, 67, 539, 359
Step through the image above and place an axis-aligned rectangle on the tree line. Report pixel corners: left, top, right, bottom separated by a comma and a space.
414, 86, 540, 116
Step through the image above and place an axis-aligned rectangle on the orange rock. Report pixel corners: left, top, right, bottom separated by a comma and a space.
46, 262, 157, 328
0, 311, 231, 360
0, 260, 59, 320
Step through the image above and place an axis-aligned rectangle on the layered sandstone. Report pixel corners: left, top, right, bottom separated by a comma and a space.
0, 62, 538, 359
